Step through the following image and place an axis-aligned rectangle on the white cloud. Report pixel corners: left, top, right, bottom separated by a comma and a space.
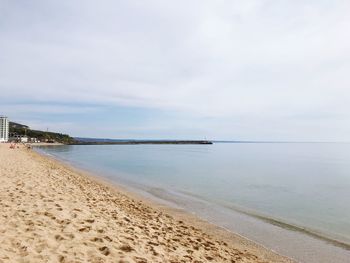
1, 0, 350, 140
2, 104, 100, 115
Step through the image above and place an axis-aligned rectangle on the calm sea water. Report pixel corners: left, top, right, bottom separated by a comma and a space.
37, 143, 350, 262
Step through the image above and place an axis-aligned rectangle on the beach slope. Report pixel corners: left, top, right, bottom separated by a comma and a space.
0, 144, 292, 262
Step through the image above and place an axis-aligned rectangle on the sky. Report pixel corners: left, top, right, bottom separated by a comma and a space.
1, 0, 350, 141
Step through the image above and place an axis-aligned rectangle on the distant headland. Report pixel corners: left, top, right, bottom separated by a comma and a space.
8, 121, 213, 145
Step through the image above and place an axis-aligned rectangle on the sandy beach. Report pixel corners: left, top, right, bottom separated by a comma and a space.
0, 143, 293, 263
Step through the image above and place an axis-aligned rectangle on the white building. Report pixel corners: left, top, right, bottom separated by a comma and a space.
9, 134, 28, 143
0, 116, 9, 142
20, 136, 28, 143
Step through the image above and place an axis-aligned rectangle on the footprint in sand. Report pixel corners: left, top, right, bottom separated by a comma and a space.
78, 226, 91, 232
99, 246, 110, 256
91, 237, 103, 242
55, 234, 64, 241
58, 255, 65, 262
119, 244, 134, 252
104, 236, 112, 242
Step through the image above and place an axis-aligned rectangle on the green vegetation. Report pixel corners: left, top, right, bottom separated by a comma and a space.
9, 122, 76, 144
8, 122, 213, 145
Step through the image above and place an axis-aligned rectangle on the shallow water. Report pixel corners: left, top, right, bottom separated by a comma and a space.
37, 143, 350, 262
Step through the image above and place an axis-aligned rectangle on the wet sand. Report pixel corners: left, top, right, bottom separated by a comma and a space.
0, 143, 293, 262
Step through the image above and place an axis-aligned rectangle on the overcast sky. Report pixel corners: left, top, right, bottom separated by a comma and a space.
1, 0, 350, 140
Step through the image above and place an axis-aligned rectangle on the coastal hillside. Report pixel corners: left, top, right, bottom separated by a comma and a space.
9, 123, 212, 145
9, 122, 76, 144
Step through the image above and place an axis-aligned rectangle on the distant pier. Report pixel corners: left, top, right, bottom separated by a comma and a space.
70, 140, 213, 145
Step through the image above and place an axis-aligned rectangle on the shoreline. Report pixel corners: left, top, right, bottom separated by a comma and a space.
0, 143, 292, 262
33, 144, 350, 263
35, 145, 350, 251
34, 146, 293, 262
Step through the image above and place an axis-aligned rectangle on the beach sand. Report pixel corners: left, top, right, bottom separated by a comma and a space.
0, 144, 293, 262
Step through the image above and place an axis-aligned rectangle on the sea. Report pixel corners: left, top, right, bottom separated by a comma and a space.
36, 142, 350, 263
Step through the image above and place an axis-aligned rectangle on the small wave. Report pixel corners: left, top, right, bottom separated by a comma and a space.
241, 211, 350, 251
157, 189, 350, 251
